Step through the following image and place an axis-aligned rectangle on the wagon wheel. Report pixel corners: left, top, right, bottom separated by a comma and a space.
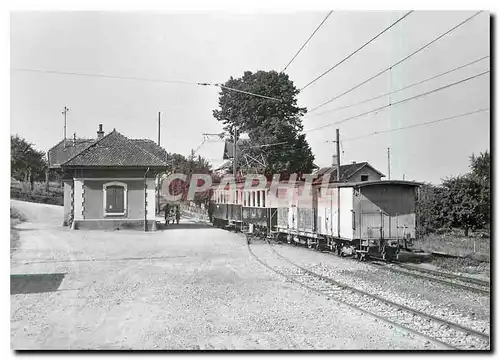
381, 250, 387, 262
336, 245, 342, 257
315, 241, 321, 251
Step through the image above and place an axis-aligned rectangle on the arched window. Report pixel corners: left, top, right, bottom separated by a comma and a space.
103, 181, 128, 216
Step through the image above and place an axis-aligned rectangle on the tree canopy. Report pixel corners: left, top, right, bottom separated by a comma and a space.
416, 151, 490, 236
11, 134, 47, 184
213, 70, 315, 178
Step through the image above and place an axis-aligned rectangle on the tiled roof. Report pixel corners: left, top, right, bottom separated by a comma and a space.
132, 139, 167, 161
314, 162, 385, 182
47, 138, 96, 168
62, 130, 168, 167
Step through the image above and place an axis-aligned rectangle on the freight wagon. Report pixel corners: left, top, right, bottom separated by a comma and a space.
209, 177, 420, 262
317, 180, 419, 261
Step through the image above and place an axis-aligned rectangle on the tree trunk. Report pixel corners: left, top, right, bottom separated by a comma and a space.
464, 227, 469, 237
45, 170, 49, 192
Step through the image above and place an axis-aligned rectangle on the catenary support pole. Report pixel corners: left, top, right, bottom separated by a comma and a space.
157, 112, 161, 215
336, 129, 341, 238
388, 147, 391, 180
62, 106, 69, 147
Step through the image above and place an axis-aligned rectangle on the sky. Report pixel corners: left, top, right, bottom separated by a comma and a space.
10, 10, 490, 184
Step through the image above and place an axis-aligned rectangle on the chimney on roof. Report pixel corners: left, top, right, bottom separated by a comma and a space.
352, 161, 356, 164
97, 124, 104, 139
73, 133, 76, 147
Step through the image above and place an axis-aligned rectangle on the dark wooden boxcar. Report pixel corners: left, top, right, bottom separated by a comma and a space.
353, 181, 418, 260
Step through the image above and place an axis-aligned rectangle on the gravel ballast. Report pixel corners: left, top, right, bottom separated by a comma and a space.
270, 243, 490, 347
11, 200, 439, 350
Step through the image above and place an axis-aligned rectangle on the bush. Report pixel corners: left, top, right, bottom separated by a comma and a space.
10, 186, 63, 206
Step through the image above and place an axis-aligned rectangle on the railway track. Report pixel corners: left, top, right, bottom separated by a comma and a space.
372, 261, 490, 295
277, 238, 490, 295
248, 239, 490, 350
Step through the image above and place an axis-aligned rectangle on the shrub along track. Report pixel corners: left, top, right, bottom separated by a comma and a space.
247, 239, 490, 350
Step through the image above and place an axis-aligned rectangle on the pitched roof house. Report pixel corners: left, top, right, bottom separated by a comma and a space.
48, 124, 167, 230
314, 162, 385, 183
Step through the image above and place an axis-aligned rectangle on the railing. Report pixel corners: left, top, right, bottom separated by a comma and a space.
181, 204, 210, 222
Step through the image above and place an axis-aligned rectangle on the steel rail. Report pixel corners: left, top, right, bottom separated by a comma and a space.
246, 241, 455, 350
260, 240, 490, 349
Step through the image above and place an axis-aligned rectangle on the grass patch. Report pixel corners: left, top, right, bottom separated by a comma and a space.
430, 256, 490, 277
413, 232, 490, 263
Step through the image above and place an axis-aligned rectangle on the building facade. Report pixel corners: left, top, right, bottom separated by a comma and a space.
48, 125, 167, 230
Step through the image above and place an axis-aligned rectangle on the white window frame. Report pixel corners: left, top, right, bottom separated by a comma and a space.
103, 181, 128, 216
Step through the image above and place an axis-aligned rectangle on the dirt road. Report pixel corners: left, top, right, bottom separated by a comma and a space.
11, 200, 442, 350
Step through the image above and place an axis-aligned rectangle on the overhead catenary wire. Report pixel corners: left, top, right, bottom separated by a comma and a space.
213, 84, 282, 102
281, 10, 334, 73
308, 55, 490, 118
11, 68, 283, 102
341, 108, 489, 143
307, 10, 483, 114
10, 68, 200, 85
300, 10, 414, 91
303, 69, 489, 134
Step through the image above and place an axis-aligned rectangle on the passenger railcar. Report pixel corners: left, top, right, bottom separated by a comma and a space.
209, 182, 244, 230
241, 182, 278, 237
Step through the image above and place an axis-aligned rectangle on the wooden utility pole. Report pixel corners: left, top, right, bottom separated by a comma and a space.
157, 112, 161, 146
233, 127, 238, 177
62, 106, 69, 147
336, 129, 341, 181
336, 129, 341, 238
387, 147, 391, 180
157, 112, 161, 215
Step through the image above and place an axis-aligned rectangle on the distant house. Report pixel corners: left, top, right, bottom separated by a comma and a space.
314, 162, 385, 183
47, 124, 167, 230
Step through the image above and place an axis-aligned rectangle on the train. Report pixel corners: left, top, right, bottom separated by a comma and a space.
208, 177, 420, 262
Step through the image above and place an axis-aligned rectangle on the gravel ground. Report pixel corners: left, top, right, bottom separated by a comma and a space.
272, 244, 490, 339
11, 200, 440, 350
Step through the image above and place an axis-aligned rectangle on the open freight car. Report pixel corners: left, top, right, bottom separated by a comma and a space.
317, 180, 420, 261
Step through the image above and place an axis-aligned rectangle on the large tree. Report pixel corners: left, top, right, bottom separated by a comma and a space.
469, 151, 490, 227
416, 150, 490, 236
213, 70, 315, 178
442, 175, 487, 236
416, 183, 448, 235
11, 134, 47, 187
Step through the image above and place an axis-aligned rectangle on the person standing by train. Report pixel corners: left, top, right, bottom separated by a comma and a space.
175, 205, 180, 225
164, 203, 170, 225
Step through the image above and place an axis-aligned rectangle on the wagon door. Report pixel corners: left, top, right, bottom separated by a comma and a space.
324, 207, 333, 237
360, 210, 390, 241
